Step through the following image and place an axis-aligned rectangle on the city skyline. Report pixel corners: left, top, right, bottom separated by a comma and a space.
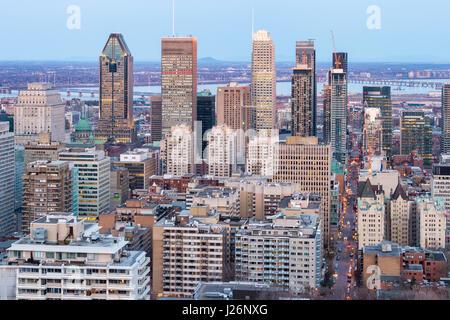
1, 0, 450, 63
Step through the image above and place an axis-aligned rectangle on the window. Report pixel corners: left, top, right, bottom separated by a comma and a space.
46, 252, 55, 259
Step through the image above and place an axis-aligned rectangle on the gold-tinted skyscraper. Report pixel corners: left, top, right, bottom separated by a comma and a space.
95, 33, 135, 144
251, 30, 276, 134
161, 37, 197, 136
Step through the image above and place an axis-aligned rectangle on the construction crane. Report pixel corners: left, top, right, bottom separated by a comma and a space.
331, 30, 342, 69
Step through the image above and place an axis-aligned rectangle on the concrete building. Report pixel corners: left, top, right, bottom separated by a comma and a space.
59, 148, 110, 220
152, 211, 226, 297
14, 83, 65, 146
387, 183, 414, 247
272, 136, 331, 245
191, 187, 239, 217
246, 134, 279, 177
328, 68, 347, 163
161, 37, 197, 136
21, 161, 74, 235
291, 62, 314, 137
216, 82, 252, 131
6, 213, 150, 300
162, 125, 194, 176
357, 179, 385, 250
431, 155, 450, 246
110, 167, 129, 210
441, 83, 450, 153
415, 196, 446, 249
235, 213, 322, 294
251, 30, 276, 134
0, 122, 15, 239
23, 132, 65, 167
206, 125, 237, 178
150, 95, 162, 143
115, 149, 156, 191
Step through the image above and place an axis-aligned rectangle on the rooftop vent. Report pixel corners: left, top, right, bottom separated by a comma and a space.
33, 228, 47, 243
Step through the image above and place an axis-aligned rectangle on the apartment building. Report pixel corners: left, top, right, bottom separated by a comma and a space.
21, 161, 73, 235
23, 132, 65, 167
415, 196, 446, 249
357, 179, 385, 250
161, 125, 194, 176
152, 211, 226, 297
191, 187, 239, 217
235, 213, 322, 294
7, 213, 150, 300
206, 125, 237, 178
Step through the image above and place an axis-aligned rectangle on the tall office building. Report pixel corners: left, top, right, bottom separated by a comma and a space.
150, 95, 162, 143
197, 90, 216, 151
329, 68, 347, 163
400, 111, 432, 168
363, 87, 392, 161
272, 136, 331, 246
59, 148, 110, 220
251, 30, 276, 134
161, 37, 197, 136
115, 149, 156, 191
442, 84, 450, 153
95, 33, 136, 144
21, 161, 73, 234
216, 83, 252, 131
296, 40, 316, 136
14, 83, 65, 146
291, 65, 314, 137
0, 122, 15, 238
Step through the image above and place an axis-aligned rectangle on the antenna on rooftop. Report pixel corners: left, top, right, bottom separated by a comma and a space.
251, 8, 254, 37
172, 0, 175, 37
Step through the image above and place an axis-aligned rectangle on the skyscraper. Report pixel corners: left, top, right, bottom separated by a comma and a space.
363, 86, 392, 161
150, 95, 162, 143
197, 90, 216, 147
251, 30, 276, 134
322, 85, 332, 144
442, 83, 450, 153
400, 111, 432, 168
0, 122, 15, 239
291, 65, 314, 137
329, 68, 347, 163
216, 83, 251, 131
296, 40, 316, 136
14, 83, 65, 146
333, 52, 348, 75
161, 37, 197, 136
95, 33, 136, 144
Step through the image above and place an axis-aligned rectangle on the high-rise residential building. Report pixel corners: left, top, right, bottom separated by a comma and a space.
442, 84, 450, 153
291, 64, 314, 137
115, 149, 156, 191
162, 125, 194, 176
95, 33, 135, 144
251, 30, 276, 134
400, 111, 433, 168
322, 84, 332, 144
191, 187, 240, 217
216, 82, 252, 131
14, 83, 65, 146
235, 213, 323, 294
21, 161, 73, 234
15, 145, 24, 232
59, 148, 110, 220
161, 37, 197, 136
329, 68, 347, 163
24, 132, 65, 167
363, 86, 392, 161
206, 125, 237, 178
246, 135, 279, 177
272, 136, 331, 245
296, 40, 316, 135
6, 213, 150, 300
152, 211, 226, 297
150, 95, 162, 143
415, 196, 446, 249
387, 183, 414, 247
0, 122, 15, 238
357, 179, 385, 250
